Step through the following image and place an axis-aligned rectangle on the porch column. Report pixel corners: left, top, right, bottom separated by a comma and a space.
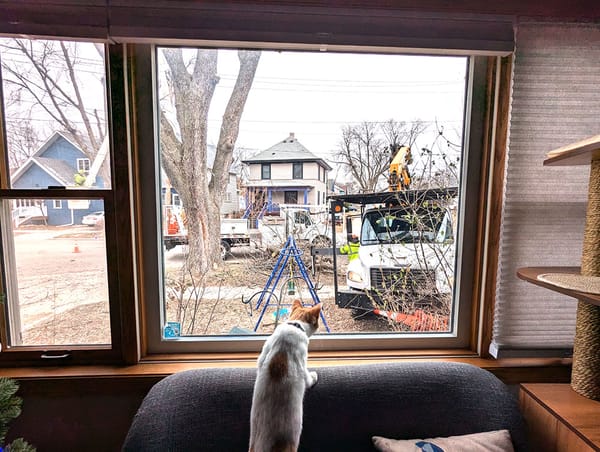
267, 189, 273, 212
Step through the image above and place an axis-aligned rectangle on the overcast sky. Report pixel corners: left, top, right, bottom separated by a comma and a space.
204, 49, 467, 163
2, 40, 467, 181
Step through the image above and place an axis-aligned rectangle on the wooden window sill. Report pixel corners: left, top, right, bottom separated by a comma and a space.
1, 354, 572, 384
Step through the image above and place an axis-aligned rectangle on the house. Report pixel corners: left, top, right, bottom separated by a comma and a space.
241, 133, 332, 216
1, 2, 600, 451
162, 144, 240, 217
10, 131, 103, 226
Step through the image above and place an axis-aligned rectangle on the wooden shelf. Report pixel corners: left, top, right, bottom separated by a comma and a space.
517, 266, 600, 307
544, 134, 600, 166
520, 383, 600, 450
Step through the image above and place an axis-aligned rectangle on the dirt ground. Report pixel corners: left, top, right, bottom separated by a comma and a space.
162, 245, 394, 336
11, 226, 393, 347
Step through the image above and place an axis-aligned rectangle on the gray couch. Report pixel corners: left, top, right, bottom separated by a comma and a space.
123, 362, 527, 451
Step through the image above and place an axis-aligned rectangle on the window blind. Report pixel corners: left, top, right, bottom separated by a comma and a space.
491, 22, 600, 358
107, 1, 515, 54
0, 1, 515, 53
0, 1, 108, 41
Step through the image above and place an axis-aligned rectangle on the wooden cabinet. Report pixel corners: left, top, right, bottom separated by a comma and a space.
520, 384, 600, 451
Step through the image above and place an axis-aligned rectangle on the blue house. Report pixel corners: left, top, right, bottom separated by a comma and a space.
11, 131, 104, 226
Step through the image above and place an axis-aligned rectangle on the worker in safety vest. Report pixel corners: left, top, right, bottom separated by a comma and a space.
340, 234, 360, 261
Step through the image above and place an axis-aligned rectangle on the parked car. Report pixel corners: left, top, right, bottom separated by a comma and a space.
82, 211, 104, 227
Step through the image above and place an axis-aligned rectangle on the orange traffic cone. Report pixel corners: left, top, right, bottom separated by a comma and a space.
73, 242, 80, 253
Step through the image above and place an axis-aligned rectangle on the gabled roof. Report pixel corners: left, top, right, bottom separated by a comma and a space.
242, 133, 332, 170
36, 157, 77, 185
32, 130, 84, 159
11, 131, 85, 186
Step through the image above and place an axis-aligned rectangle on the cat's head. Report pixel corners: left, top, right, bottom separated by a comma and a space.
288, 299, 321, 336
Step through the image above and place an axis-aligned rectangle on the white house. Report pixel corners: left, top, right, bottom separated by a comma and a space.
241, 133, 331, 216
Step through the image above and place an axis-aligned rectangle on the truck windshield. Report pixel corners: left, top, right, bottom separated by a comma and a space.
361, 207, 446, 245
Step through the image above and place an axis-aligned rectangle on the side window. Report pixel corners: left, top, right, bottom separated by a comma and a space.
0, 38, 125, 364
77, 158, 91, 174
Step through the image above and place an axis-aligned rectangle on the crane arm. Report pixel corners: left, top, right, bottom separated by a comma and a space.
388, 145, 412, 191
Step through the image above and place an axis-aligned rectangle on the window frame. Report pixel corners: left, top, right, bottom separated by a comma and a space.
132, 44, 493, 356
0, 43, 135, 366
77, 158, 91, 174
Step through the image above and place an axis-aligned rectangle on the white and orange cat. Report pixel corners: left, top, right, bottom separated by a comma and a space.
249, 300, 322, 452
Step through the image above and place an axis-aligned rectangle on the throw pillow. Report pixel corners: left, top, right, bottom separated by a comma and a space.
372, 429, 514, 452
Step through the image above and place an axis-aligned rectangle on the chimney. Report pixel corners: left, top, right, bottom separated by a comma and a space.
288, 132, 295, 141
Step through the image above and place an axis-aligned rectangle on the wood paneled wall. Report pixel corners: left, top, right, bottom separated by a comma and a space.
6, 377, 161, 452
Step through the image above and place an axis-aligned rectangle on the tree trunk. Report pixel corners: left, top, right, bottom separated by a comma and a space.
161, 48, 260, 276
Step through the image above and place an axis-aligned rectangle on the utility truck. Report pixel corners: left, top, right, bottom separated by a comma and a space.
329, 188, 457, 313
325, 144, 458, 318
258, 205, 340, 251
162, 206, 253, 259
162, 204, 339, 259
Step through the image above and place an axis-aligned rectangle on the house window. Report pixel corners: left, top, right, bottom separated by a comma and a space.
284, 191, 298, 204
261, 163, 271, 179
293, 162, 303, 179
129, 42, 493, 356
225, 192, 232, 202
0, 38, 128, 366
77, 158, 91, 175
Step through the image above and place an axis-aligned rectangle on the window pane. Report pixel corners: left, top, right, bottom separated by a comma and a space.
293, 162, 303, 179
156, 47, 466, 340
0, 38, 110, 189
1, 198, 110, 346
261, 164, 270, 179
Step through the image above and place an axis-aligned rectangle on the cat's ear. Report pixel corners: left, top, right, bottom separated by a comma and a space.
311, 303, 322, 314
292, 299, 303, 311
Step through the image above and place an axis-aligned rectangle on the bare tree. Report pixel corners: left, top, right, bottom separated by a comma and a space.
380, 118, 427, 150
160, 49, 261, 276
0, 39, 109, 185
5, 121, 40, 171
334, 122, 386, 193
410, 123, 461, 189
335, 120, 428, 193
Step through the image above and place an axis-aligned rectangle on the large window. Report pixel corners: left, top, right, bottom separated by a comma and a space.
134, 45, 489, 354
0, 37, 494, 362
0, 39, 130, 364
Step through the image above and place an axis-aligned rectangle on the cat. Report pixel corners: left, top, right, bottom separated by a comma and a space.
249, 299, 322, 452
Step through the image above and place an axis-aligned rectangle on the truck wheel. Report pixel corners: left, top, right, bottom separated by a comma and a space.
164, 241, 175, 251
220, 240, 231, 260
